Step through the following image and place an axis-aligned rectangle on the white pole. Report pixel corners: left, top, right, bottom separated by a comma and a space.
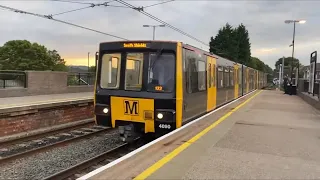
281, 56, 284, 84
279, 64, 282, 89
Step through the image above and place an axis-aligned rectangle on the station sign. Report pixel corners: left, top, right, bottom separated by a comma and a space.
309, 51, 317, 95
123, 42, 149, 48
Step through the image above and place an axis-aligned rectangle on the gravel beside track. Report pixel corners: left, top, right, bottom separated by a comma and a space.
0, 129, 123, 180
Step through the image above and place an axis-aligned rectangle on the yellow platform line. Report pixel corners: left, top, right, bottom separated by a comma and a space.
134, 90, 262, 180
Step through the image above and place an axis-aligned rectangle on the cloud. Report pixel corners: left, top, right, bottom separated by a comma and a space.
0, 0, 320, 69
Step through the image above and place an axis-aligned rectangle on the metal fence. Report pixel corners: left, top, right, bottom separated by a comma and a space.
0, 71, 27, 88
67, 72, 95, 86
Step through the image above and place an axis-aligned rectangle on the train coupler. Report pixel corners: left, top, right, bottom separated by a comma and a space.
118, 124, 139, 143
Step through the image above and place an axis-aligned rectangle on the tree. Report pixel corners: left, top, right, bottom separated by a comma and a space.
209, 23, 251, 66
235, 24, 251, 66
275, 57, 303, 78
209, 23, 238, 61
209, 23, 271, 82
274, 57, 301, 69
0, 40, 67, 71
89, 66, 96, 72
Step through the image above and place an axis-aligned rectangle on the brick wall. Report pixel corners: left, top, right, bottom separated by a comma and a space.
0, 103, 94, 137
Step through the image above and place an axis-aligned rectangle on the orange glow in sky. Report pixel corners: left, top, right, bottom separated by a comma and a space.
64, 57, 93, 66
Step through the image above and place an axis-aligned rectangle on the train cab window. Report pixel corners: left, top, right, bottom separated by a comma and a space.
198, 60, 206, 91
217, 66, 223, 88
125, 53, 143, 91
147, 53, 175, 92
100, 53, 121, 89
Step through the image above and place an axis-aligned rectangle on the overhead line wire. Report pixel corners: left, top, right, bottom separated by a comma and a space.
50, 0, 93, 5
115, 0, 209, 48
51, 6, 93, 16
50, 0, 174, 10
0, 4, 129, 40
143, 0, 175, 8
49, 0, 117, 17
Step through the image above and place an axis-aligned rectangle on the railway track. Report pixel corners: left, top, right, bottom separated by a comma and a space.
43, 137, 145, 180
0, 124, 111, 165
0, 120, 95, 147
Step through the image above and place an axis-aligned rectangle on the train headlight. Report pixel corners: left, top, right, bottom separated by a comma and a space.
157, 113, 164, 119
103, 108, 109, 114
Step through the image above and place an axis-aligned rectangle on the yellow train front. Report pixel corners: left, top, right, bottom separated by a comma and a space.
94, 40, 268, 142
94, 41, 182, 141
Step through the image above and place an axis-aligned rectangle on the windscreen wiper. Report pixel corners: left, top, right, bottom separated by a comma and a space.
150, 48, 163, 69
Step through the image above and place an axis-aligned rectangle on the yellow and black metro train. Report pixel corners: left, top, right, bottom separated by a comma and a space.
94, 41, 267, 141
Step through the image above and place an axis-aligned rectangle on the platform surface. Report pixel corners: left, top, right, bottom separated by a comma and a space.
85, 90, 320, 180
0, 92, 93, 112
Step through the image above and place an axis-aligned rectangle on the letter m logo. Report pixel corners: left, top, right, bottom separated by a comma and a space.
124, 100, 139, 115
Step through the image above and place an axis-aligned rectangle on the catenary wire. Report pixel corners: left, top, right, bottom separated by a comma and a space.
50, 0, 93, 5
51, 6, 93, 16
144, 0, 175, 8
51, 0, 174, 9
49, 0, 116, 17
115, 0, 210, 47
0, 4, 129, 40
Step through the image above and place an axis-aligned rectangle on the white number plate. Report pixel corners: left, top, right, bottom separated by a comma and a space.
159, 124, 171, 129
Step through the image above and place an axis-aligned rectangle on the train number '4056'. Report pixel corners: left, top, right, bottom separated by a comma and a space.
159, 124, 171, 129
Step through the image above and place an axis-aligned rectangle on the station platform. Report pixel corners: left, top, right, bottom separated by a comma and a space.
0, 92, 93, 114
80, 90, 320, 180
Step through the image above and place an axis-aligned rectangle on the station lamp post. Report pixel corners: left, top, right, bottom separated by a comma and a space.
143, 24, 165, 40
284, 19, 306, 80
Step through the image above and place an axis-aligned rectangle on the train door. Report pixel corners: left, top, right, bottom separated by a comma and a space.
182, 47, 207, 123
234, 64, 239, 99
206, 56, 216, 111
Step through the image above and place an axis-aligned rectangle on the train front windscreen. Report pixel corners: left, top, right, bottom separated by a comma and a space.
99, 51, 175, 93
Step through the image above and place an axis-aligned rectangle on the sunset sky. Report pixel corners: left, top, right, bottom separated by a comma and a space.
0, 1, 319, 68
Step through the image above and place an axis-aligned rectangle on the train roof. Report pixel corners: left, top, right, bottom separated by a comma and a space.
99, 40, 263, 72
100, 40, 179, 45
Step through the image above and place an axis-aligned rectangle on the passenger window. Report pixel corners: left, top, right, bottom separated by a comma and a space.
234, 69, 237, 85
185, 49, 197, 93
198, 60, 206, 91
245, 70, 247, 83
185, 49, 209, 93
217, 66, 223, 88
224, 68, 229, 87
239, 70, 241, 84
100, 53, 121, 89
230, 68, 234, 86
208, 63, 212, 88
212, 64, 216, 87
